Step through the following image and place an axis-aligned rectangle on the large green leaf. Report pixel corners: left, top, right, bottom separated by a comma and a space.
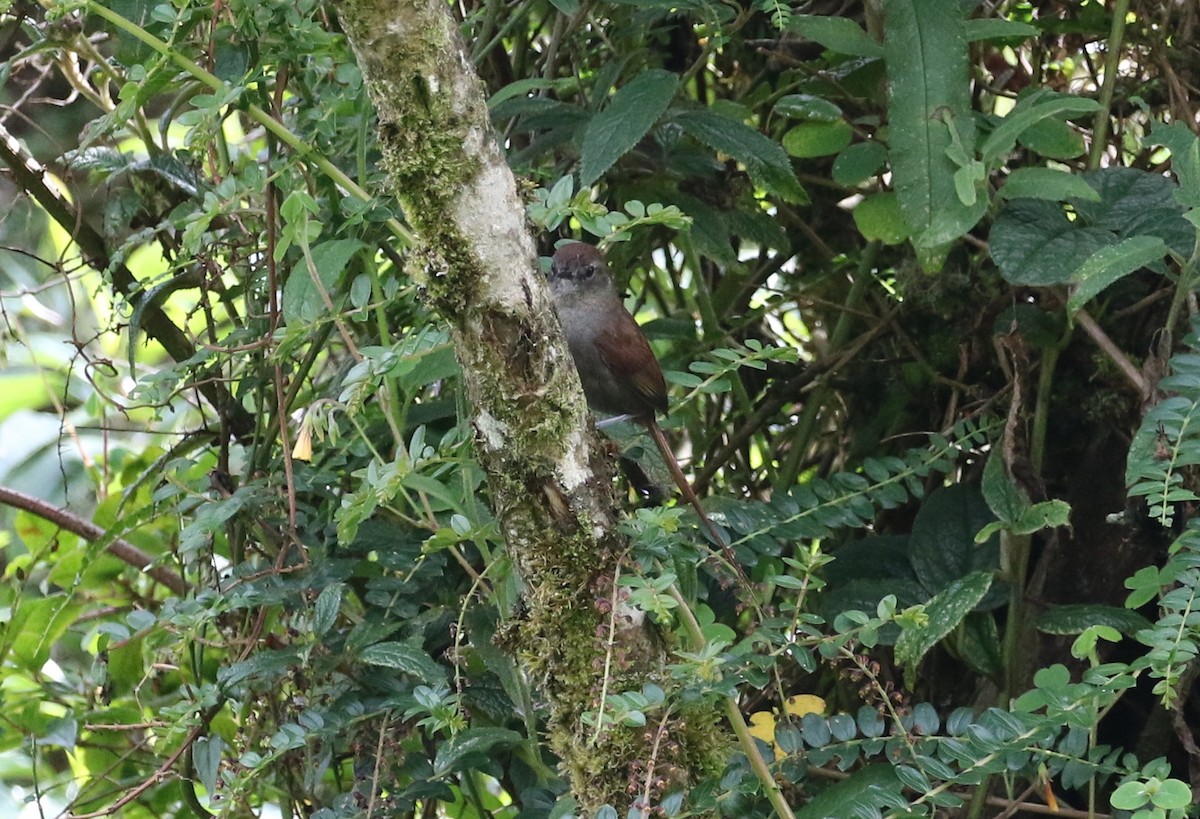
787, 15, 884, 58
895, 570, 994, 684
794, 763, 905, 818
883, 0, 984, 260
360, 640, 447, 683
433, 728, 523, 776
908, 485, 999, 595
979, 90, 1099, 165
1036, 604, 1153, 636
992, 167, 1192, 286
283, 238, 362, 326
675, 109, 807, 203
999, 167, 1101, 203
1066, 235, 1170, 315
579, 69, 678, 187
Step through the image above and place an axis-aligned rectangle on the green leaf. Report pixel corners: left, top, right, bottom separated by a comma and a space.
486, 77, 567, 109
999, 167, 1101, 203
909, 485, 998, 594
283, 238, 362, 326
1036, 604, 1153, 636
313, 583, 344, 636
773, 94, 843, 122
38, 716, 78, 750
832, 141, 888, 186
852, 193, 909, 245
675, 109, 807, 203
1009, 499, 1072, 535
884, 0, 984, 256
794, 764, 902, 819
192, 735, 223, 796
1150, 778, 1193, 810
433, 727, 523, 776
787, 15, 884, 58
579, 69, 678, 187
980, 449, 1028, 525
1110, 781, 1151, 811
1066, 235, 1169, 315
1018, 117, 1087, 159
782, 120, 853, 158
960, 611, 1004, 679
992, 167, 1195, 286
360, 640, 447, 683
1151, 121, 1200, 208
990, 200, 1113, 285
980, 90, 1100, 165
895, 570, 994, 684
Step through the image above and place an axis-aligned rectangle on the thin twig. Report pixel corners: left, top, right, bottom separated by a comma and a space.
1074, 307, 1148, 396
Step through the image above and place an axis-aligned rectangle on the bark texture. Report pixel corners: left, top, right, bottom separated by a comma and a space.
339, 1, 714, 810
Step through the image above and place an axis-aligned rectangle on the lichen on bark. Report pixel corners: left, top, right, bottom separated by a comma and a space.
339, 1, 722, 811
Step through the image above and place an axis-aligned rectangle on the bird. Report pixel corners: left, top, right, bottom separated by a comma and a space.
547, 242, 752, 590
547, 241, 667, 423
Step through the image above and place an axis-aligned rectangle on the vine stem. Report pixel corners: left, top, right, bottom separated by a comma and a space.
1086, 0, 1131, 170
84, 2, 414, 248
667, 585, 796, 819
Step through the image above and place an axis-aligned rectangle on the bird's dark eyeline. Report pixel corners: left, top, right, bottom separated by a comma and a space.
548, 242, 668, 421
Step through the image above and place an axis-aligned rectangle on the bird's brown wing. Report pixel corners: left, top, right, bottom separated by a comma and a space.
594, 311, 669, 417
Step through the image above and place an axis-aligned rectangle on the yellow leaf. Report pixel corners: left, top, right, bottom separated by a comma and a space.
747, 711, 776, 745
783, 694, 826, 717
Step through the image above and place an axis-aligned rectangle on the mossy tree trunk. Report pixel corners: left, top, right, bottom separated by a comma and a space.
339, 1, 719, 811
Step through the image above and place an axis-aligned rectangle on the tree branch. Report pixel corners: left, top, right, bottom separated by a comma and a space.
339, 0, 719, 810
0, 485, 189, 596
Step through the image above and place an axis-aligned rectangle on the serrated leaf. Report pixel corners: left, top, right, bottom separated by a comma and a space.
675, 109, 807, 203
359, 640, 446, 683
1066, 235, 1170, 315
579, 69, 678, 187
313, 582, 344, 636
895, 570, 994, 685
909, 485, 998, 594
433, 727, 523, 776
992, 167, 1194, 286
1036, 604, 1153, 636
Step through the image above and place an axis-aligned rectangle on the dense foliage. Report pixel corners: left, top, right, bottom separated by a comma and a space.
2, 0, 1200, 816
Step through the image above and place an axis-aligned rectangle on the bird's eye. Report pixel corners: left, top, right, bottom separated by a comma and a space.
582, 263, 597, 279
